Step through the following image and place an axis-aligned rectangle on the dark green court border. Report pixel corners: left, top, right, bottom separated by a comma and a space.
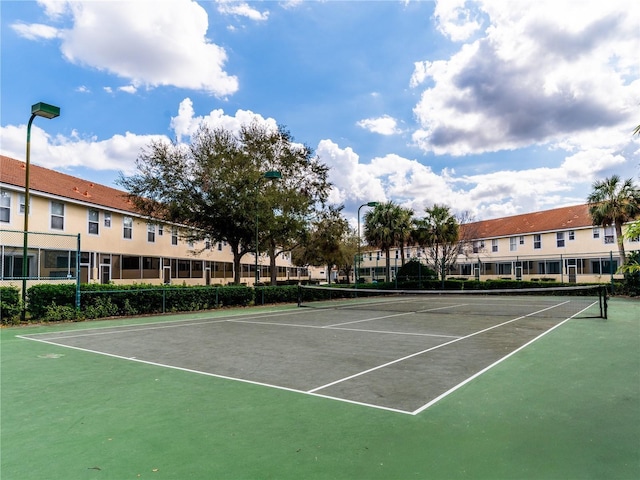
1, 298, 638, 479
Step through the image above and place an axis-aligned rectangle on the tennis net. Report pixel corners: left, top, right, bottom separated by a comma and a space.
297, 284, 608, 319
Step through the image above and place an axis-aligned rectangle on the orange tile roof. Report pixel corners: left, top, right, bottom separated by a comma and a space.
1, 155, 136, 213
462, 204, 593, 239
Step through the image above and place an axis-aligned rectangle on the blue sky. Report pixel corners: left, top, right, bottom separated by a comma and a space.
1, 0, 639, 225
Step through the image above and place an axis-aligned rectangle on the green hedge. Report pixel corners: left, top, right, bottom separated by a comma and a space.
27, 284, 256, 321
1, 286, 21, 324
254, 285, 299, 305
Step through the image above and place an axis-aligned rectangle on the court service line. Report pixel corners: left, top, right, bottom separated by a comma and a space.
229, 318, 461, 339
307, 300, 571, 394
17, 335, 414, 416
324, 304, 468, 328
411, 300, 598, 415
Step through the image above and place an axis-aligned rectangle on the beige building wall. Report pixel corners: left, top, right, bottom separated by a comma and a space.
357, 223, 638, 284
1, 185, 305, 289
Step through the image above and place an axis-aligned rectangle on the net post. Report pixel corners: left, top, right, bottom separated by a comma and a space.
297, 284, 302, 307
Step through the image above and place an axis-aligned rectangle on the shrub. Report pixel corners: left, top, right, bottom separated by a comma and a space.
1, 287, 21, 324
43, 303, 78, 322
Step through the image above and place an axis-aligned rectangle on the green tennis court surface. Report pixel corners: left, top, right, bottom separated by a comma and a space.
17, 294, 600, 414
1, 297, 638, 479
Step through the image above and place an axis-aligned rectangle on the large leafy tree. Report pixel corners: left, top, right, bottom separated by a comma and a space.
363, 201, 411, 282
242, 124, 330, 284
412, 204, 460, 281
292, 206, 349, 284
119, 122, 330, 285
587, 175, 640, 266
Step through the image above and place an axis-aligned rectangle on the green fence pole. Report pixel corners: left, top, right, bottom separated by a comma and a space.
75, 234, 81, 311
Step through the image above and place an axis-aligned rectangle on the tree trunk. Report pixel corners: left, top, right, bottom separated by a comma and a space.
268, 240, 278, 285
385, 248, 391, 282
616, 222, 627, 265
229, 241, 243, 284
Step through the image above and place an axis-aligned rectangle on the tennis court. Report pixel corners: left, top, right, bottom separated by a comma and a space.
17, 288, 605, 414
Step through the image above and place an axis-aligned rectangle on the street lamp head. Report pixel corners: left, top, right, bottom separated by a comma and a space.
263, 170, 282, 180
367, 201, 380, 207
31, 102, 61, 119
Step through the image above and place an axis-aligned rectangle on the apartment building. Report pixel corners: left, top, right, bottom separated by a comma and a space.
1, 156, 308, 289
358, 204, 638, 284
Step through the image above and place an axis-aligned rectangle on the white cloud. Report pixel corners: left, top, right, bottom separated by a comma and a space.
169, 98, 279, 143
0, 123, 165, 174
13, 1, 238, 97
118, 85, 137, 94
356, 115, 402, 136
216, 0, 269, 21
433, 0, 482, 42
413, 0, 640, 159
11, 22, 59, 40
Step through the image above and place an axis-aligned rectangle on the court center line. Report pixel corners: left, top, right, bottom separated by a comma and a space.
307, 300, 571, 394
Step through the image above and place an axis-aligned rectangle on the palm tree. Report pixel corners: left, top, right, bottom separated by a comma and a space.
364, 202, 403, 282
587, 175, 640, 266
393, 205, 414, 267
413, 205, 460, 281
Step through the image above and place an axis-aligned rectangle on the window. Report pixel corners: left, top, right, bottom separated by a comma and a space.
556, 232, 565, 248
498, 263, 512, 275
217, 242, 223, 251
519, 236, 525, 245
568, 230, 575, 241
539, 261, 561, 274
158, 224, 163, 236
593, 227, 600, 239
18, 193, 30, 215
88, 209, 99, 235
51, 201, 65, 230
591, 259, 618, 274
604, 227, 614, 244
171, 227, 178, 245
533, 234, 541, 249
104, 212, 111, 228
147, 224, 155, 243
492, 239, 498, 252
472, 241, 484, 254
0, 190, 10, 223
510, 237, 517, 251
123, 216, 133, 239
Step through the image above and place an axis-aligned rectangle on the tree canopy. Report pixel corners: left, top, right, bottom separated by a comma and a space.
412, 204, 460, 281
118, 122, 330, 284
587, 175, 640, 265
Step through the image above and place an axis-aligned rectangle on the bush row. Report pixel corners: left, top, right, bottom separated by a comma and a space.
1, 277, 616, 324
22, 283, 257, 322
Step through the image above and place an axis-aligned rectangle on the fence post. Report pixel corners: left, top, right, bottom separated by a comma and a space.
610, 251, 615, 293
75, 234, 81, 311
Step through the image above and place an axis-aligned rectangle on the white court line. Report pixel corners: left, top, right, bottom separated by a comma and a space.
15, 298, 587, 416
18, 308, 307, 341
307, 300, 571, 394
229, 318, 461, 339
325, 304, 467, 328
17, 335, 413, 415
410, 300, 598, 415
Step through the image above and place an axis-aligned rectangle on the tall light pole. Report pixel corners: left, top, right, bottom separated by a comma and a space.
255, 170, 282, 286
22, 102, 61, 321
357, 201, 379, 284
